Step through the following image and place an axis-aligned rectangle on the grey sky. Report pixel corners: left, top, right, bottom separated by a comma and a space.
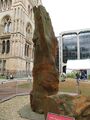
42, 0, 90, 36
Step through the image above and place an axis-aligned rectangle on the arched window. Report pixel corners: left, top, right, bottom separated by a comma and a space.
4, 23, 8, 32
27, 45, 29, 57
7, 0, 12, 9
6, 40, 10, 53
37, 0, 39, 4
2, 16, 12, 33
0, 0, 3, 11
0, 0, 12, 11
2, 40, 5, 54
8, 22, 11, 32
3, 0, 7, 10
25, 44, 27, 56
1, 0, 3, 9
26, 24, 30, 37
28, 5, 30, 14
6, 0, 7, 6
26, 23, 32, 40
1, 0, 3, 5
0, 41, 2, 53
24, 44, 29, 57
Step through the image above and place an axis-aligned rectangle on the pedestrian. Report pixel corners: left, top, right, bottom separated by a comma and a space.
75, 71, 80, 85
10, 74, 13, 79
80, 70, 86, 80
60, 72, 66, 82
28, 74, 31, 82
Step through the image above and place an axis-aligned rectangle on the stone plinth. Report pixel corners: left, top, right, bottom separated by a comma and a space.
44, 93, 90, 120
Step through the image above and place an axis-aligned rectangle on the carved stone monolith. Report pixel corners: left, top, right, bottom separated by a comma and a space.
30, 5, 59, 113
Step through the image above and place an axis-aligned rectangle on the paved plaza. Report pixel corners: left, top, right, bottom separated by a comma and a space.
0, 79, 31, 102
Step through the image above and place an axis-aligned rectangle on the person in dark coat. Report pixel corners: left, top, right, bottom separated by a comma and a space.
76, 71, 80, 85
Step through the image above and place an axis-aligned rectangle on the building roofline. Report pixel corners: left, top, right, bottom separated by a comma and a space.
59, 28, 90, 36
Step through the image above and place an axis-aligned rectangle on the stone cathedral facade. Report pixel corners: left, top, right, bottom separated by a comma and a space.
0, 0, 42, 77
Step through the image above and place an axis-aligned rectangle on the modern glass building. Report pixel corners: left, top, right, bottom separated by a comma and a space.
58, 29, 90, 74
63, 33, 77, 63
79, 31, 90, 59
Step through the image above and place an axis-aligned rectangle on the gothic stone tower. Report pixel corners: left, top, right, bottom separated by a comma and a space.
0, 0, 42, 77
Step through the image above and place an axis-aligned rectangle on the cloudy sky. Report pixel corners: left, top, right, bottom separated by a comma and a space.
42, 0, 90, 36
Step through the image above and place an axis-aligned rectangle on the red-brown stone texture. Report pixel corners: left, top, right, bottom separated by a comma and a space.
30, 5, 59, 113
44, 93, 90, 120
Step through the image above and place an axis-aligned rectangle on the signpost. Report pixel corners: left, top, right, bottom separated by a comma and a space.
47, 113, 75, 120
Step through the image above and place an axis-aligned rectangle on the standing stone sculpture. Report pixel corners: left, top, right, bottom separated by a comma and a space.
30, 5, 59, 113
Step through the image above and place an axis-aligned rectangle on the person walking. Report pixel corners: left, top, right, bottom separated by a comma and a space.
75, 71, 80, 85
60, 72, 66, 82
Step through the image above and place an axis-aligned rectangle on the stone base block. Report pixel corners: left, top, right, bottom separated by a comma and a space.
44, 92, 90, 120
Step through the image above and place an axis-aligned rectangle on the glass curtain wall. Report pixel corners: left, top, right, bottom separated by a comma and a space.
63, 33, 77, 63
79, 31, 90, 59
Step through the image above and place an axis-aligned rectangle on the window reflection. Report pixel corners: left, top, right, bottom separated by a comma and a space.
79, 32, 90, 59
63, 34, 77, 63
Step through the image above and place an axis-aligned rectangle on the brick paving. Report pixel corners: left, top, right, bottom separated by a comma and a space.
0, 80, 30, 102
0, 80, 44, 120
